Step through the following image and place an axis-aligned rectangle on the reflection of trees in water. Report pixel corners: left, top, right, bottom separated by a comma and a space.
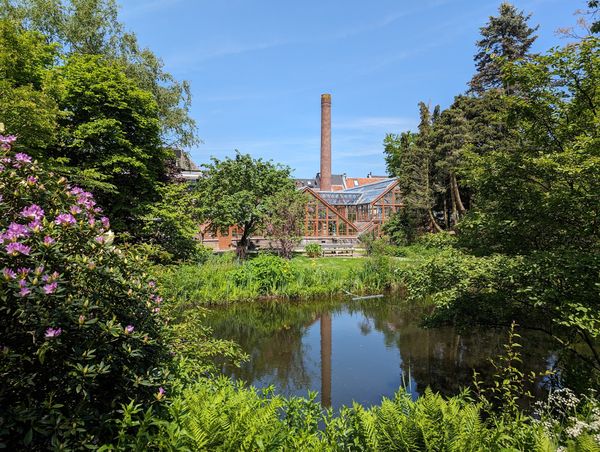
207, 299, 342, 391
206, 297, 555, 401
347, 300, 554, 398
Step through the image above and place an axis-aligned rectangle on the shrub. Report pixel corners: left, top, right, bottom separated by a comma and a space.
416, 231, 457, 249
231, 253, 292, 295
304, 243, 322, 258
0, 136, 169, 449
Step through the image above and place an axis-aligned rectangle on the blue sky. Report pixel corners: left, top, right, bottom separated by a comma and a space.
119, 0, 581, 178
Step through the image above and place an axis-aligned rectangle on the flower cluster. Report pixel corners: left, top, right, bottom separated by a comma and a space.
1, 135, 168, 446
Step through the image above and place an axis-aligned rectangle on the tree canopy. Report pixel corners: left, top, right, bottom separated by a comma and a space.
195, 152, 295, 258
469, 2, 538, 94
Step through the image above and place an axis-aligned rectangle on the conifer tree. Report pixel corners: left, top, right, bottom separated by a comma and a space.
469, 2, 538, 94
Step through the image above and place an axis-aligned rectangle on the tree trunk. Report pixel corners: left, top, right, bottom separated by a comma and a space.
428, 209, 444, 233
449, 178, 459, 227
443, 193, 449, 229
450, 173, 467, 215
237, 224, 252, 259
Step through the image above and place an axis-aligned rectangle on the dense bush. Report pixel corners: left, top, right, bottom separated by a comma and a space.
415, 232, 458, 250
305, 243, 322, 258
133, 182, 211, 264
0, 136, 169, 449
231, 253, 292, 295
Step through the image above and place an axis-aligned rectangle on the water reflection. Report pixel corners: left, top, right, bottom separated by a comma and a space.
206, 297, 556, 410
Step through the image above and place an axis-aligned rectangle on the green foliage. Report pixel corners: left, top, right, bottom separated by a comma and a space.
0, 139, 169, 449
106, 377, 562, 451
415, 232, 457, 250
474, 322, 549, 419
231, 254, 293, 296
305, 243, 322, 258
1, 0, 198, 148
381, 209, 420, 246
264, 189, 307, 259
195, 152, 294, 258
153, 254, 402, 305
51, 54, 171, 231
134, 182, 209, 263
0, 19, 60, 151
469, 2, 538, 94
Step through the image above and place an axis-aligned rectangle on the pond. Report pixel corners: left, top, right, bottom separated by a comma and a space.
205, 296, 557, 410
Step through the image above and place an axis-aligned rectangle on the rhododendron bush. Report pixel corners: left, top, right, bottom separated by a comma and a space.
0, 136, 169, 449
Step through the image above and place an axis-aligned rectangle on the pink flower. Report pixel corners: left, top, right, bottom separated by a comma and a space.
45, 327, 62, 338
0, 135, 17, 145
19, 287, 31, 297
43, 236, 55, 246
156, 387, 166, 400
69, 186, 85, 196
100, 217, 110, 229
153, 307, 160, 313
78, 196, 96, 210
0, 135, 16, 150
69, 205, 82, 215
94, 235, 105, 244
55, 213, 76, 226
26, 176, 38, 185
1, 222, 30, 242
2, 268, 16, 280
21, 204, 44, 221
28, 219, 43, 233
125, 325, 135, 334
17, 267, 30, 277
14, 153, 32, 163
34, 266, 44, 275
148, 281, 156, 288
6, 242, 30, 256
43, 282, 58, 294
88, 217, 96, 227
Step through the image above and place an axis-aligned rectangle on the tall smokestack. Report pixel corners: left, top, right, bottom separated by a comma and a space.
320, 93, 332, 191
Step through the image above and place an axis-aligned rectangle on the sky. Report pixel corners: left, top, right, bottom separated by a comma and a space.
119, 0, 582, 178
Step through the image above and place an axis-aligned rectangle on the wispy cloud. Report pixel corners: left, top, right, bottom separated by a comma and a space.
334, 116, 417, 131
166, 39, 289, 70
336, 148, 386, 158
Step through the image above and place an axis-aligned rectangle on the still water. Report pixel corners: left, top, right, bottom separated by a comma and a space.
206, 297, 556, 410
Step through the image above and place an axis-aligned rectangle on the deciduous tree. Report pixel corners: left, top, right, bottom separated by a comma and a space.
196, 152, 294, 258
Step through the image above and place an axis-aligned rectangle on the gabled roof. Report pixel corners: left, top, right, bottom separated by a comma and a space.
319, 178, 398, 205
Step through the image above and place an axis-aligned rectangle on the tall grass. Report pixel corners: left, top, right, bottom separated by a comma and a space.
153, 253, 404, 305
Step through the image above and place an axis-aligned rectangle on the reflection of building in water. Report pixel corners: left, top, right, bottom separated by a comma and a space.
320, 313, 332, 407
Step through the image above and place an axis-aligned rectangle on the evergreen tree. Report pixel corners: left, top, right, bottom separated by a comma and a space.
385, 102, 444, 233
469, 2, 538, 94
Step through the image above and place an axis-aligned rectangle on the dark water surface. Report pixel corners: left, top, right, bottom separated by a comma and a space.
206, 296, 556, 410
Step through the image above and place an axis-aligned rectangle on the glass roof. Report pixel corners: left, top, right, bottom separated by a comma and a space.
319, 178, 397, 205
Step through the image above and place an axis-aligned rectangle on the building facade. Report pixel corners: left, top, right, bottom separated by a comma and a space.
197, 93, 403, 251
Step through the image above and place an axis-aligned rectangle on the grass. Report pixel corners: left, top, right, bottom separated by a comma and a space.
152, 251, 420, 305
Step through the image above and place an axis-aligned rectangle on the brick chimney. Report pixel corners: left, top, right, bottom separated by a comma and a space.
320, 93, 332, 191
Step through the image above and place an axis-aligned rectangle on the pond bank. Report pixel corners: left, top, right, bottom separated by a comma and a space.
154, 253, 416, 305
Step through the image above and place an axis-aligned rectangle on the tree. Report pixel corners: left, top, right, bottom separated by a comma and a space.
49, 54, 172, 231
196, 152, 294, 258
461, 36, 600, 254
0, 19, 59, 152
0, 0, 198, 148
469, 2, 538, 94
385, 102, 444, 234
264, 189, 307, 259
135, 182, 207, 263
